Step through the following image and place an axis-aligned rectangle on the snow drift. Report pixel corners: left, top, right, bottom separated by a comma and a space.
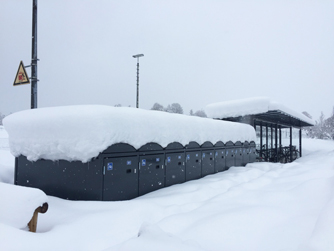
3, 105, 256, 162
0, 182, 47, 229
205, 97, 314, 126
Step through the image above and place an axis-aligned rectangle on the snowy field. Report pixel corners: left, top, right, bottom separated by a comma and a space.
1, 125, 334, 251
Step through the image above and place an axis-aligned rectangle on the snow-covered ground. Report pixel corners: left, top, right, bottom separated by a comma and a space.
0, 125, 334, 251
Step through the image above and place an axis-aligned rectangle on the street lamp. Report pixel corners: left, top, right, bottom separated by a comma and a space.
132, 54, 144, 108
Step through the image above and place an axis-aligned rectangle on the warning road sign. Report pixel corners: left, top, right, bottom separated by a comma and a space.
13, 61, 30, 86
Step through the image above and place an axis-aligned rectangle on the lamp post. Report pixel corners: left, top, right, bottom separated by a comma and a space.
132, 54, 144, 108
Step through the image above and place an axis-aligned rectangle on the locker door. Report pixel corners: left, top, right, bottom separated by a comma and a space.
139, 154, 165, 196
215, 149, 226, 172
165, 153, 185, 187
103, 156, 138, 201
225, 148, 235, 168
202, 151, 214, 177
242, 147, 250, 166
185, 151, 201, 181
235, 148, 243, 166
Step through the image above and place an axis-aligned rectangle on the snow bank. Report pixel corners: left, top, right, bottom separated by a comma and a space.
3, 105, 256, 162
0, 127, 14, 183
0, 125, 9, 149
0, 137, 334, 250
205, 97, 314, 125
0, 182, 47, 229
0, 150, 14, 184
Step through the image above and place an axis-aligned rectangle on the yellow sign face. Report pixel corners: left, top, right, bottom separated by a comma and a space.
13, 61, 30, 86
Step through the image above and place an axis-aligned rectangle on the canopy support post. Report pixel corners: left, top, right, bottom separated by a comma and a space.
290, 126, 293, 162
299, 128, 302, 157
271, 126, 273, 150
265, 124, 268, 161
275, 124, 278, 162
260, 121, 263, 160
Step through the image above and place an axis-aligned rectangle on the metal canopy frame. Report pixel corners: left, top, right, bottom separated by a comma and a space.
252, 110, 313, 128
219, 109, 313, 162
222, 110, 313, 129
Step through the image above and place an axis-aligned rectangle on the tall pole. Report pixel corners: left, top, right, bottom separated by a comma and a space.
31, 0, 38, 109
136, 59, 139, 108
132, 54, 144, 108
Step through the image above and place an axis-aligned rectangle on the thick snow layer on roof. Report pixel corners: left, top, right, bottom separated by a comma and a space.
0, 182, 47, 229
205, 97, 314, 125
3, 105, 256, 162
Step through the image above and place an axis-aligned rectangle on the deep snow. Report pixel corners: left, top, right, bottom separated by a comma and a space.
0, 126, 334, 251
3, 105, 255, 162
205, 97, 314, 126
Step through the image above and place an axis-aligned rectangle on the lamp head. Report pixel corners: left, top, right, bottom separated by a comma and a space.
132, 54, 144, 58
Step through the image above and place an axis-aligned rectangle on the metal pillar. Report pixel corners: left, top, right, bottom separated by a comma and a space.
275, 124, 278, 162
299, 128, 302, 157
132, 54, 144, 108
271, 126, 273, 149
260, 122, 263, 160
290, 126, 293, 162
136, 61, 139, 108
265, 124, 268, 161
279, 125, 282, 156
31, 0, 38, 109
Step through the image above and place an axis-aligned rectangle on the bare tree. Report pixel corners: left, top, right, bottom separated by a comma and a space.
151, 103, 164, 111
165, 103, 183, 114
0, 112, 5, 126
193, 110, 207, 118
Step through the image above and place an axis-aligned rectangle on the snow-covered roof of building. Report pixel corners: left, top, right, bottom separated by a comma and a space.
3, 105, 256, 162
205, 97, 314, 127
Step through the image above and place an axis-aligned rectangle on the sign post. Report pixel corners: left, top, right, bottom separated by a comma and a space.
31, 0, 38, 109
13, 61, 30, 86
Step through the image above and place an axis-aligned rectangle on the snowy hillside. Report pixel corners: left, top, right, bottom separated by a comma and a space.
0, 126, 334, 251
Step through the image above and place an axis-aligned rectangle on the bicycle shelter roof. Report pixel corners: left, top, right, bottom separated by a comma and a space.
205, 97, 314, 129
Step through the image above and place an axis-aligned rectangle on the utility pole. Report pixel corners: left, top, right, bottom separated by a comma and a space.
132, 54, 144, 108
31, 0, 38, 109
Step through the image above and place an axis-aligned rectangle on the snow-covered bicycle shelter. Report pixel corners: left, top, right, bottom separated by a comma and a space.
206, 97, 314, 163
4, 105, 257, 201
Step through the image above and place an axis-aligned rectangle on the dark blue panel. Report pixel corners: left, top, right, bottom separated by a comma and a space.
103, 156, 138, 201
165, 152, 185, 186
139, 154, 165, 196
215, 149, 226, 172
185, 151, 201, 181
201, 150, 214, 177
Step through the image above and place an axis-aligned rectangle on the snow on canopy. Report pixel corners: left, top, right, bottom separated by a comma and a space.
205, 97, 314, 125
3, 105, 256, 162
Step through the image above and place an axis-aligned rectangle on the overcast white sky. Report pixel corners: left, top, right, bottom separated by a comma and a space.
1, 0, 333, 120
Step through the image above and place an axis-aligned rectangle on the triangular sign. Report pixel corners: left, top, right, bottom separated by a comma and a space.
13, 61, 30, 86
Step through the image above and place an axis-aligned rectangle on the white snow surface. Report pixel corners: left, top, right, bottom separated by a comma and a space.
0, 182, 48, 229
205, 97, 315, 125
0, 127, 334, 251
3, 105, 256, 162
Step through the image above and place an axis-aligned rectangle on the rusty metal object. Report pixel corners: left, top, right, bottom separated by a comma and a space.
28, 202, 48, 233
